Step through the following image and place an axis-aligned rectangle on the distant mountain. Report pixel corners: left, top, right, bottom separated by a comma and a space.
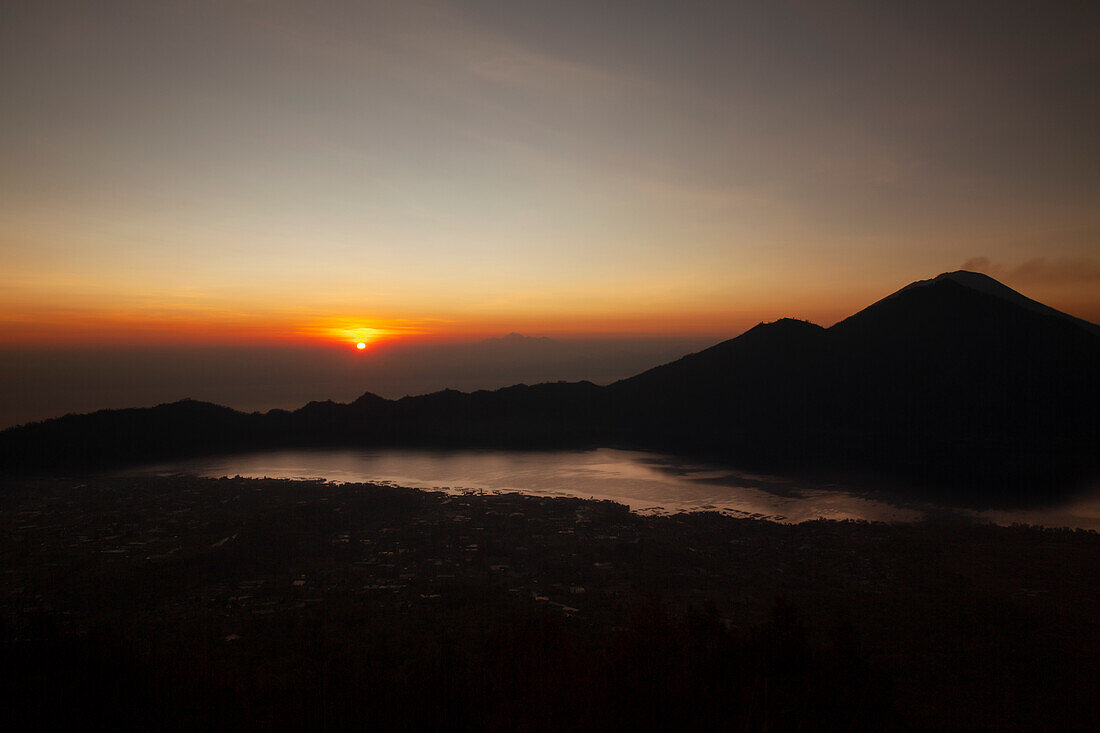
2, 271, 1097, 500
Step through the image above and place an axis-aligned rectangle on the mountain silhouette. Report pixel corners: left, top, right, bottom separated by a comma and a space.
2, 271, 1097, 501
607, 272, 1099, 497
877, 271, 1100, 336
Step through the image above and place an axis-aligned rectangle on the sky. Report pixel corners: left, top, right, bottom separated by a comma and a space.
1, 1, 1098, 423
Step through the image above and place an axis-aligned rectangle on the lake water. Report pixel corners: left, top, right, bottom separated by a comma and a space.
130, 447, 1100, 530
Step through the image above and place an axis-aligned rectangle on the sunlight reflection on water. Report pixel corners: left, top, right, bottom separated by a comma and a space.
128, 447, 1100, 529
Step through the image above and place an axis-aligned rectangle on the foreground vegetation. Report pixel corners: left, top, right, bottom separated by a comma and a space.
2, 476, 1096, 730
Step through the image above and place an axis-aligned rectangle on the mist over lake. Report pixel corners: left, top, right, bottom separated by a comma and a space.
129, 447, 1100, 531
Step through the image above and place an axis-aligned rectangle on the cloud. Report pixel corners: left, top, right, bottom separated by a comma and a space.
962, 256, 1100, 284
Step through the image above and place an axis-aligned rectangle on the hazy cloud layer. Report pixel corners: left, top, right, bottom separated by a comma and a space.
0, 335, 717, 429
962, 257, 1100, 284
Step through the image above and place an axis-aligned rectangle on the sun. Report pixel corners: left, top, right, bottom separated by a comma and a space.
356, 342, 366, 350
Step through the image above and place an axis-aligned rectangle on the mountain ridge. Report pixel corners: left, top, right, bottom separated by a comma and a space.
2, 271, 1097, 500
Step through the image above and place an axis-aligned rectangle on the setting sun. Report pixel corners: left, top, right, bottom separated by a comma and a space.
296, 321, 428, 350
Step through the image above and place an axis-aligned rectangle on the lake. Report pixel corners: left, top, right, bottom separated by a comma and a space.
129, 447, 1100, 530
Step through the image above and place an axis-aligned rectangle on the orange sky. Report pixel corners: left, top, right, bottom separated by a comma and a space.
2, 2, 1098, 350
2, 270, 1095, 351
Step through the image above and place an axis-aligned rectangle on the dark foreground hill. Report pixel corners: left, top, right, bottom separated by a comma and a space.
2, 271, 1097, 500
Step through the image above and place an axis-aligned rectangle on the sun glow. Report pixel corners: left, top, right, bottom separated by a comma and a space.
335, 327, 389, 349
298, 320, 430, 350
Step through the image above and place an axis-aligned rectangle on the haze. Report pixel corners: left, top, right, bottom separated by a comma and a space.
0, 334, 716, 428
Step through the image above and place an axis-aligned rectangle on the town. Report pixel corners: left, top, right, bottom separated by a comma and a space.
2, 475, 1096, 729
